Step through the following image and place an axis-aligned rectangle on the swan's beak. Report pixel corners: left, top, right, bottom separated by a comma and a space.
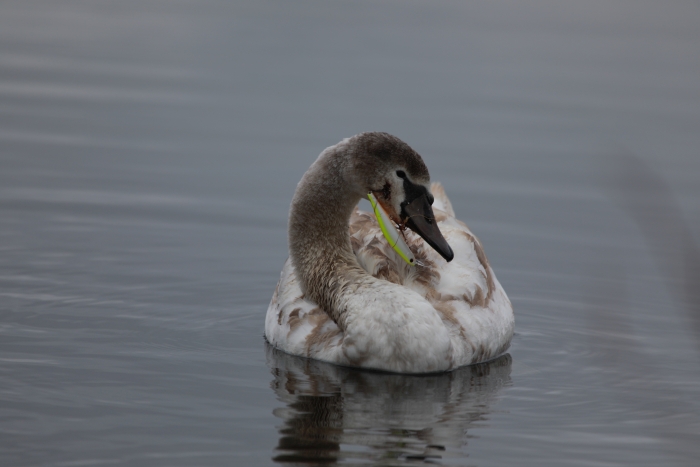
402, 194, 454, 262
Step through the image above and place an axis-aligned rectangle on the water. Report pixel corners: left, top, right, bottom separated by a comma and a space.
1, 1, 699, 465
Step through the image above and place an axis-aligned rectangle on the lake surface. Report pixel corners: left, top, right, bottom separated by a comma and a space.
1, 1, 699, 465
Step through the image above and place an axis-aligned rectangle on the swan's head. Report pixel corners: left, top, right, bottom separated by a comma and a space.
346, 132, 454, 262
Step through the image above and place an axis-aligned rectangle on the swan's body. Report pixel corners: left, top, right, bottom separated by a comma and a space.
265, 133, 514, 373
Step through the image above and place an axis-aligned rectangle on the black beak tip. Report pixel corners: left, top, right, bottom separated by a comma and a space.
429, 238, 454, 262
443, 245, 454, 262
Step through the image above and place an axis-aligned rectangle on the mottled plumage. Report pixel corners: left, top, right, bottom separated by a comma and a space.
265, 133, 514, 373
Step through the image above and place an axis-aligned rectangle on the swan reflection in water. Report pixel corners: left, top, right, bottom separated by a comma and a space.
265, 343, 512, 465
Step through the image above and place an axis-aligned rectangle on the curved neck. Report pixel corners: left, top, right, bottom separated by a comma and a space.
288, 149, 371, 328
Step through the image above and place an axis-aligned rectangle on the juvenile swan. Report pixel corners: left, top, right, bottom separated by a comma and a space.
265, 132, 514, 373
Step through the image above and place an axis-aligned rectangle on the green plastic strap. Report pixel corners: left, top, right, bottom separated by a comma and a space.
368, 193, 415, 266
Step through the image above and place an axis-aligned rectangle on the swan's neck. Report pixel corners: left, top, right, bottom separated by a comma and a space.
288, 150, 371, 328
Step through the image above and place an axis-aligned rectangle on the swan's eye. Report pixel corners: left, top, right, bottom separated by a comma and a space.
396, 170, 406, 178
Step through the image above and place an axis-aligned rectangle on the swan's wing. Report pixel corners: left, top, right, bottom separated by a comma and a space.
349, 182, 514, 365
265, 258, 344, 360
426, 182, 515, 364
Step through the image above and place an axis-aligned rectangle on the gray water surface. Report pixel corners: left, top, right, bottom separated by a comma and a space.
2, 1, 700, 465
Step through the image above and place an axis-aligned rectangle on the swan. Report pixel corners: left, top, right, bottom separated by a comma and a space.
265, 132, 514, 373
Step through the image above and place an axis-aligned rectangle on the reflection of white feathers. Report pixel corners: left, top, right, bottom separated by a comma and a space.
266, 343, 512, 463
266, 182, 514, 372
